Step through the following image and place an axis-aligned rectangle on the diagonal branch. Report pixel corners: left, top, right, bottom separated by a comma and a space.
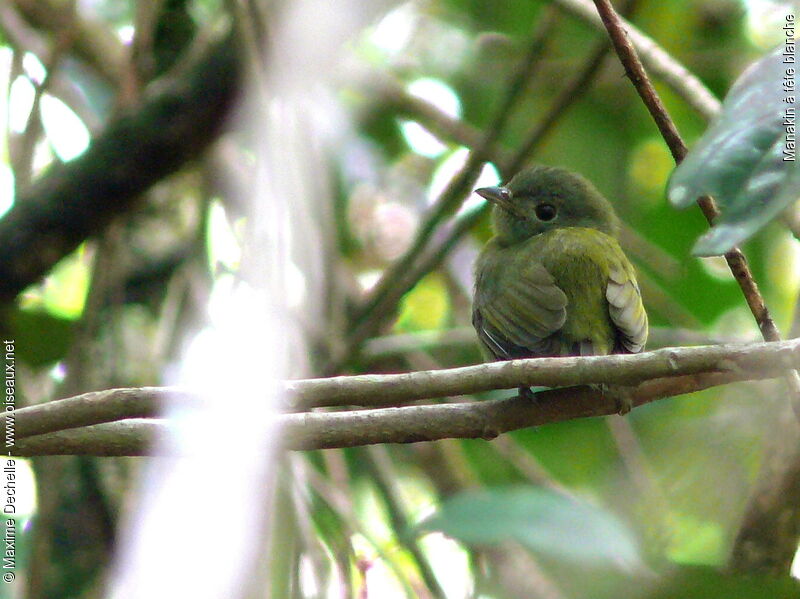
591, 0, 783, 346
0, 34, 242, 301
590, 0, 800, 577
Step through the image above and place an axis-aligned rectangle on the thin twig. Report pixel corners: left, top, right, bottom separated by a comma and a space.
13, 2, 76, 191
363, 447, 447, 598
591, 0, 793, 383
509, 32, 613, 174
591, 0, 800, 577
11, 0, 125, 86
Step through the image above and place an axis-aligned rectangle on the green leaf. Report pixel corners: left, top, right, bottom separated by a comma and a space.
418, 486, 641, 566
7, 308, 74, 367
667, 43, 800, 256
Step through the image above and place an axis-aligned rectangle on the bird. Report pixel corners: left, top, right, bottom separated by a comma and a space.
472, 165, 648, 409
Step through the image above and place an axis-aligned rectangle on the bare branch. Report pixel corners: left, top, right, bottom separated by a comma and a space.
590, 0, 800, 577
591, 0, 792, 377
5, 340, 799, 446
11, 369, 774, 456
294, 340, 800, 408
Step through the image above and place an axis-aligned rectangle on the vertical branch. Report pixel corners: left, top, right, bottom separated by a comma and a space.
590, 0, 783, 345
590, 0, 800, 576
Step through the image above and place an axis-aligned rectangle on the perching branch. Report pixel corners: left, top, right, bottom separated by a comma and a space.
4, 340, 799, 452
293, 340, 800, 408
9, 369, 779, 457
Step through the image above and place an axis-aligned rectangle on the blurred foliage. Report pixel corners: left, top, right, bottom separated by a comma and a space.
2, 0, 800, 598
419, 486, 641, 564
669, 44, 800, 256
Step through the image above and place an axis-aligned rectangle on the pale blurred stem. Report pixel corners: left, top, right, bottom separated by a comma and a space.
604, 415, 672, 526
729, 417, 800, 575
25, 230, 124, 596
363, 447, 447, 598
5, 49, 24, 182
636, 268, 703, 330
14, 7, 76, 192
333, 9, 560, 373
10, 0, 125, 86
0, 4, 101, 131
287, 460, 332, 597
591, 0, 800, 576
489, 436, 576, 498
267, 478, 299, 599
551, 0, 720, 119
306, 453, 354, 598
300, 459, 420, 598
131, 0, 165, 84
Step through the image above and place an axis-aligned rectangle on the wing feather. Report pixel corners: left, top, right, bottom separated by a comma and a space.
606, 264, 648, 353
474, 251, 567, 359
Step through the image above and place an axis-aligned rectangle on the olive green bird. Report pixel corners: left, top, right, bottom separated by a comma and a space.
472, 165, 648, 381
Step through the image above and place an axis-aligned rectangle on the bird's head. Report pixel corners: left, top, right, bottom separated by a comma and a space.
475, 165, 620, 246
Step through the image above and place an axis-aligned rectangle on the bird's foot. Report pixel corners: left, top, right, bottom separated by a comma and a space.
594, 383, 633, 415
518, 386, 539, 403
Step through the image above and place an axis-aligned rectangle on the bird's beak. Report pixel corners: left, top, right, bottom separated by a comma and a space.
475, 186, 526, 219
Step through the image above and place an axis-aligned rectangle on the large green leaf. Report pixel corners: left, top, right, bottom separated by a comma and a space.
7, 308, 74, 367
418, 486, 641, 566
667, 44, 800, 256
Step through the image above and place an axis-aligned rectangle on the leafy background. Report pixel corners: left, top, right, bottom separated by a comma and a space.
2, 0, 800, 597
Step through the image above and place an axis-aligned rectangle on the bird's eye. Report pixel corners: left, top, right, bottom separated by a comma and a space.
535, 203, 557, 221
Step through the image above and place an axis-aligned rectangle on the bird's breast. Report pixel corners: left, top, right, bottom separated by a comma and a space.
531, 228, 619, 354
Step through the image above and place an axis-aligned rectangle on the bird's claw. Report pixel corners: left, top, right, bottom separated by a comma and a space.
595, 383, 632, 415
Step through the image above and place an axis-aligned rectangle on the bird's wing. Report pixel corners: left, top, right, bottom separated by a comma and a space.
606, 260, 648, 353
473, 255, 567, 359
